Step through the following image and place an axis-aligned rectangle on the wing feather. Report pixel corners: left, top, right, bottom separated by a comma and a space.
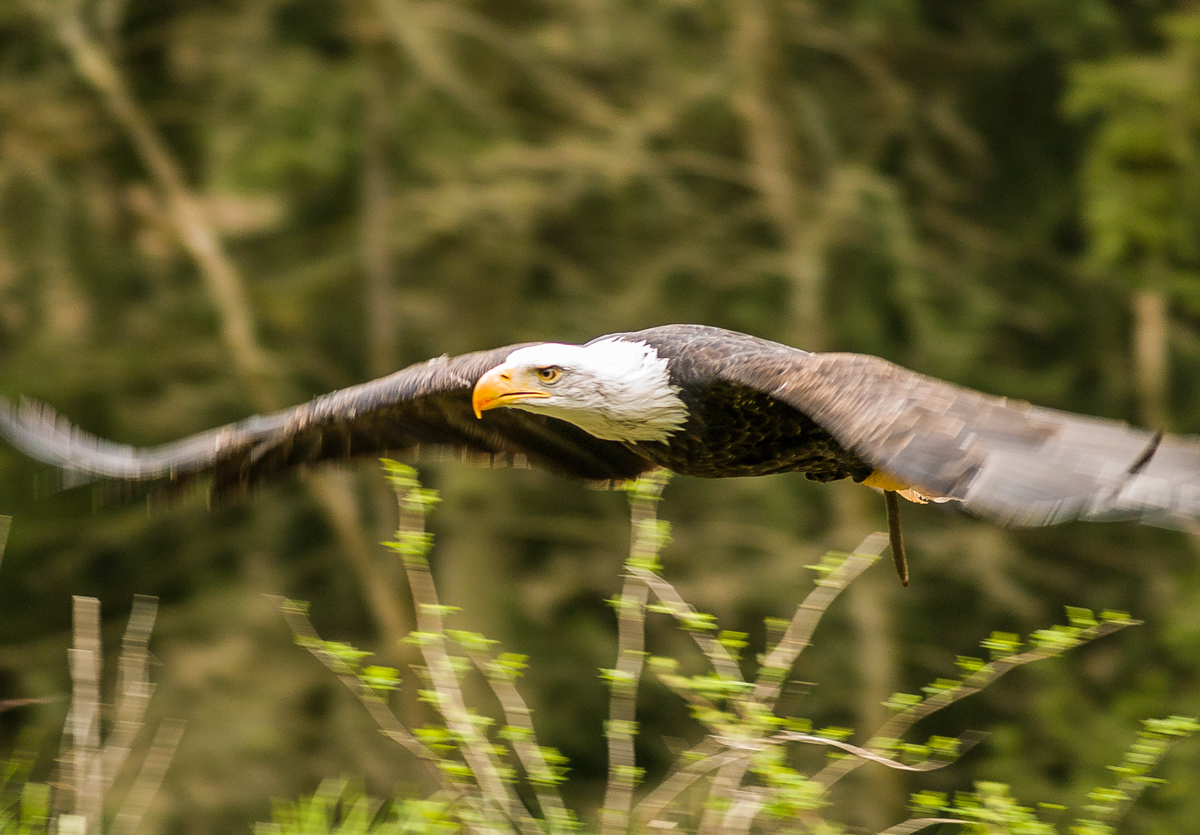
627, 326, 1200, 528
0, 345, 656, 498
750, 351, 1200, 527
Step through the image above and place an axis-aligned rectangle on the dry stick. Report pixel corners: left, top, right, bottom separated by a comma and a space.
110, 719, 185, 835
271, 597, 449, 774
101, 595, 158, 791
812, 617, 1136, 790
877, 818, 970, 835
461, 648, 572, 829
635, 723, 972, 829
705, 534, 888, 835
67, 596, 103, 833
636, 743, 744, 828
48, 9, 410, 666
394, 484, 535, 835
753, 532, 887, 708
632, 534, 885, 831
601, 474, 667, 835
273, 594, 495, 835
884, 491, 909, 586
630, 566, 744, 685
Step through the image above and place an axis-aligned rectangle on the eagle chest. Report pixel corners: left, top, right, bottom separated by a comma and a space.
640, 382, 872, 481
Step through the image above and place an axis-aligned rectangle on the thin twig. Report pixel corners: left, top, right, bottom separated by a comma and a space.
876, 817, 969, 834
462, 647, 572, 830
393, 477, 534, 835
636, 533, 886, 833
67, 596, 102, 832
631, 567, 744, 685
634, 738, 735, 827
719, 785, 768, 835
273, 595, 493, 835
102, 595, 158, 791
271, 597, 442, 773
753, 532, 887, 707
698, 757, 752, 835
813, 617, 1136, 788
110, 718, 185, 835
767, 730, 982, 771
634, 724, 974, 833
0, 696, 62, 713
601, 473, 668, 835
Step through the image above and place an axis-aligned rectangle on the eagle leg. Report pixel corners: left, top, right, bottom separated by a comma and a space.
884, 490, 909, 587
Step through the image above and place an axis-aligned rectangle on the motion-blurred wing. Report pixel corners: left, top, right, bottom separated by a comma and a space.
0, 346, 656, 499
735, 350, 1200, 527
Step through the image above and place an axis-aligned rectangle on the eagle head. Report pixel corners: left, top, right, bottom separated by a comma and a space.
471, 339, 688, 442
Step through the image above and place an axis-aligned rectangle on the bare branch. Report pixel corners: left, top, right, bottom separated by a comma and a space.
67, 596, 102, 832
634, 738, 736, 827
876, 817, 969, 834
753, 532, 887, 707
102, 595, 158, 791
391, 476, 535, 835
601, 473, 667, 835
110, 718, 185, 835
462, 647, 572, 830
814, 617, 1137, 788
271, 597, 441, 773
632, 567, 744, 685
768, 730, 982, 772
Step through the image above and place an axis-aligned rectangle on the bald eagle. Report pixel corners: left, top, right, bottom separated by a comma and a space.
0, 325, 1193, 584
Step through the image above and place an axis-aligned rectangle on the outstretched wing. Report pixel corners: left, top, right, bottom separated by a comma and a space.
0, 345, 657, 499
727, 347, 1200, 528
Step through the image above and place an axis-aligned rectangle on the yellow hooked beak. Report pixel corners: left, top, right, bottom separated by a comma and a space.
472, 366, 551, 418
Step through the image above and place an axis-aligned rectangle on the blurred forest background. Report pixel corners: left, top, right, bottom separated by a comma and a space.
3, 0, 1200, 832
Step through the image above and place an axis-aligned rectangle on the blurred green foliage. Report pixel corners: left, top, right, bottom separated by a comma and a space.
1, 0, 1200, 832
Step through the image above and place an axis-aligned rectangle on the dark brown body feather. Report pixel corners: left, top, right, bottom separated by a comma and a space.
623, 327, 872, 481
3, 324, 1200, 529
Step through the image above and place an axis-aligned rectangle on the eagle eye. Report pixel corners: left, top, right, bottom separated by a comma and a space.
535, 366, 561, 383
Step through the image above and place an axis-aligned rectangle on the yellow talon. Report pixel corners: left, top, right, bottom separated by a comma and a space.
861, 470, 911, 493
862, 470, 951, 505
